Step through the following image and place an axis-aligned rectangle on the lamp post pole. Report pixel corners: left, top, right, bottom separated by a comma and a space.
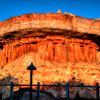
30, 70, 33, 100
27, 63, 36, 100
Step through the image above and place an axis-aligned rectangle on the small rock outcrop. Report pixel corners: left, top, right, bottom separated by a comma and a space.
57, 9, 62, 13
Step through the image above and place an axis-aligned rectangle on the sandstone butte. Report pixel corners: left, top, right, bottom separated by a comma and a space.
0, 12, 100, 99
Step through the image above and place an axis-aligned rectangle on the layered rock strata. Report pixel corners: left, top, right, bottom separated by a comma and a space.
0, 13, 100, 37
0, 34, 99, 67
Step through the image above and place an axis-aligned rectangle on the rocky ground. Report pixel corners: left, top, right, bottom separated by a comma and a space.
3, 88, 99, 100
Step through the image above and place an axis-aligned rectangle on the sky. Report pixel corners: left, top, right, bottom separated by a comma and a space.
0, 0, 100, 21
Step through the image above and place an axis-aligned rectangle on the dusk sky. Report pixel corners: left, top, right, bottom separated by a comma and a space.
0, 0, 100, 21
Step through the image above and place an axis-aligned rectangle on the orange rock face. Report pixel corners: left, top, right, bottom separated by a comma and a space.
0, 13, 100, 99
0, 13, 99, 68
0, 13, 100, 36
0, 34, 99, 67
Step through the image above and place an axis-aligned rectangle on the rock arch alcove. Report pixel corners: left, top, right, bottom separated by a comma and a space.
0, 13, 100, 99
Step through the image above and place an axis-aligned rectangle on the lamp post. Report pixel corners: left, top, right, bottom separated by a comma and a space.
27, 62, 36, 100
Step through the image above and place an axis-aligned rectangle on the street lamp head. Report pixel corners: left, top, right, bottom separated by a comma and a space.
27, 62, 36, 70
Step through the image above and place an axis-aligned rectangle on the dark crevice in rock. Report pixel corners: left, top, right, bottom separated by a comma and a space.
16, 44, 21, 47
31, 42, 37, 44
0, 45, 3, 49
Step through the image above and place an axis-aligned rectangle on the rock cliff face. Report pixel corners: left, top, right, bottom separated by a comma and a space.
0, 13, 100, 99
0, 35, 99, 67
0, 13, 100, 36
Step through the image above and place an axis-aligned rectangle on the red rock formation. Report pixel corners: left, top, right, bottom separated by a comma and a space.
1, 13, 100, 99
0, 35, 99, 67
0, 13, 99, 67
0, 13, 100, 36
